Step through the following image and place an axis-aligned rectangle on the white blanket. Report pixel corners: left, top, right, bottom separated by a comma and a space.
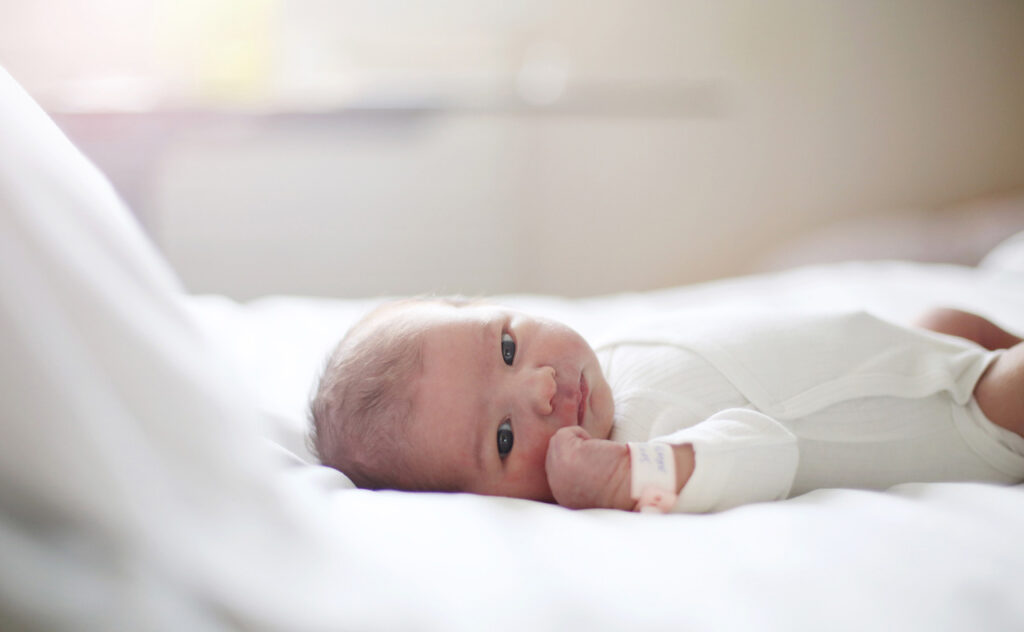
4, 63, 1024, 631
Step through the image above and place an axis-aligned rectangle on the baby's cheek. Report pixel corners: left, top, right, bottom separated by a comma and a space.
512, 433, 554, 488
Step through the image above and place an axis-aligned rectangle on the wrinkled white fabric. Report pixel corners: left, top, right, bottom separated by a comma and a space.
664, 409, 800, 513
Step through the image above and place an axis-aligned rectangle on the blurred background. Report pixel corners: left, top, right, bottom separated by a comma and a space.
2, 0, 1023, 299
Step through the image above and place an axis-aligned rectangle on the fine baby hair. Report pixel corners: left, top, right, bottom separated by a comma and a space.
310, 296, 473, 491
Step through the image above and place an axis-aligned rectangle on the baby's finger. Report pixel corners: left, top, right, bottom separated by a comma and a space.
545, 426, 588, 472
549, 424, 590, 449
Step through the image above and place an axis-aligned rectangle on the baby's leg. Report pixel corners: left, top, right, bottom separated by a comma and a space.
918, 308, 1024, 438
974, 342, 1024, 439
914, 308, 1023, 350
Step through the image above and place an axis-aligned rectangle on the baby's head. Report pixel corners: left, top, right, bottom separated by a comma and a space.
310, 297, 615, 501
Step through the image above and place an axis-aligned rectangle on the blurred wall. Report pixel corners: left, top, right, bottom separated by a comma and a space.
5, 1, 1024, 299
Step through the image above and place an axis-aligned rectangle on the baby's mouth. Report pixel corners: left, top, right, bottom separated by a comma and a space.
577, 373, 588, 425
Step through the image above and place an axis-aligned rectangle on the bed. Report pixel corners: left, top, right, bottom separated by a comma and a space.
3, 64, 1024, 631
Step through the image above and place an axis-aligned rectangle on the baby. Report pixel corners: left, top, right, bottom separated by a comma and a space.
310, 299, 1024, 513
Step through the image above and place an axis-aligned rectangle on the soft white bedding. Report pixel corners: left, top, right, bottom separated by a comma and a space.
3, 62, 1024, 631
187, 258, 1024, 632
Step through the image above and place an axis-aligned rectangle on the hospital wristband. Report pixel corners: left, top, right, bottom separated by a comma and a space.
627, 442, 678, 514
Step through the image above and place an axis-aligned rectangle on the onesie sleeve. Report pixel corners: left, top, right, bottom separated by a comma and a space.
652, 408, 799, 513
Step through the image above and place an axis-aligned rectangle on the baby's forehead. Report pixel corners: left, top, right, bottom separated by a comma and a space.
380, 298, 517, 387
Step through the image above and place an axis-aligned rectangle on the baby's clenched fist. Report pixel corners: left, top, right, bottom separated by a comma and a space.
545, 426, 634, 510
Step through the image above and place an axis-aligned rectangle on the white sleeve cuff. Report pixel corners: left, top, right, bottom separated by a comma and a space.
654, 408, 799, 513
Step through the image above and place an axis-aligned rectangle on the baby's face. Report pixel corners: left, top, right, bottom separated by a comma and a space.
400, 302, 614, 501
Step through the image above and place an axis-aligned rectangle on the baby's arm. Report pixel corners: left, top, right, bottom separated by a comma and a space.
915, 307, 1022, 350
545, 426, 695, 511
548, 409, 800, 513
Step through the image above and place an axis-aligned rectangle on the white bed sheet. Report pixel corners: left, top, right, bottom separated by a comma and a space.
4, 57, 1024, 631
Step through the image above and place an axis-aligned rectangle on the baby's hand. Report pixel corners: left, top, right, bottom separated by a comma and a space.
545, 426, 633, 510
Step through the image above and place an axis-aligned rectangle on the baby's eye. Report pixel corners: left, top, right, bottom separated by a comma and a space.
501, 332, 516, 366
497, 420, 514, 458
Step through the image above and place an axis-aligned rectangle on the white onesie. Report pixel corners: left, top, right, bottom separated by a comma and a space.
595, 310, 1024, 513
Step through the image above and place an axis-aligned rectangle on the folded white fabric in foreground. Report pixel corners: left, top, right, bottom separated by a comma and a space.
0, 65, 430, 631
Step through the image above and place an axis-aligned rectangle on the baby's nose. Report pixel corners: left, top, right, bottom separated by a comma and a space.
527, 366, 557, 415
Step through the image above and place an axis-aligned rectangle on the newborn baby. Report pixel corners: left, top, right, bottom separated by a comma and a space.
310, 299, 1024, 513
